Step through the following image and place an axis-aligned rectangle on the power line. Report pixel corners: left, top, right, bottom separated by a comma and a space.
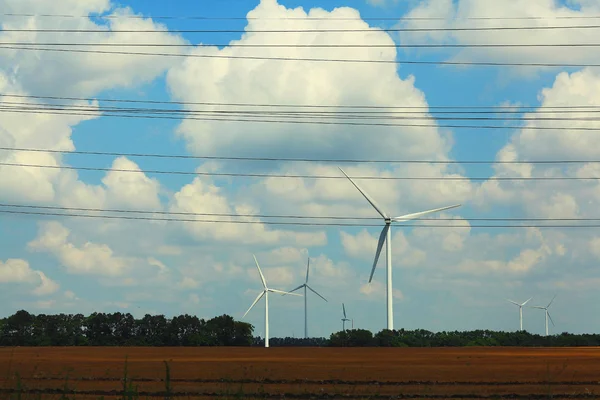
0, 45, 599, 68
7, 42, 600, 48
7, 13, 600, 21
0, 161, 597, 181
3, 106, 600, 131
2, 203, 600, 222
3, 93, 598, 111
7, 102, 600, 123
1, 208, 599, 228
2, 146, 596, 165
3, 24, 600, 33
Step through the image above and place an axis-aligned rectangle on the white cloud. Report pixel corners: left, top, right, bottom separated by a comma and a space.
360, 280, 405, 300
0, 258, 59, 296
398, 0, 600, 74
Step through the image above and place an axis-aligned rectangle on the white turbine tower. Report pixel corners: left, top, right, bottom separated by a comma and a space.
507, 297, 533, 331
286, 255, 328, 339
243, 255, 302, 348
339, 167, 461, 330
531, 295, 556, 336
341, 303, 350, 331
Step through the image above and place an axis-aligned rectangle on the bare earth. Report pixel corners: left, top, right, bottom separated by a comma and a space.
1, 347, 599, 399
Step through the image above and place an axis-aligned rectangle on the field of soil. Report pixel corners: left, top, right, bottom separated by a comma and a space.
1, 347, 600, 399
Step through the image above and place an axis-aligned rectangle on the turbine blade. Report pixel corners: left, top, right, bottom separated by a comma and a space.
548, 312, 556, 327
253, 254, 267, 289
242, 291, 265, 319
547, 294, 557, 308
531, 306, 546, 309
338, 167, 388, 219
269, 288, 302, 296
507, 299, 521, 306
369, 224, 389, 283
521, 297, 533, 306
284, 284, 305, 295
306, 257, 310, 284
342, 303, 346, 318
307, 285, 328, 302
392, 204, 461, 222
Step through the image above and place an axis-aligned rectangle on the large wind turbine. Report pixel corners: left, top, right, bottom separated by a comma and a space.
341, 303, 350, 331
243, 255, 302, 348
286, 255, 328, 339
339, 167, 461, 330
531, 295, 556, 336
507, 297, 533, 331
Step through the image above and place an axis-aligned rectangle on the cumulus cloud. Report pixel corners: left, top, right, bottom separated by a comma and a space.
0, 258, 59, 296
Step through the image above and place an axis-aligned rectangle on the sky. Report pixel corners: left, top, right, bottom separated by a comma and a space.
1, 0, 600, 338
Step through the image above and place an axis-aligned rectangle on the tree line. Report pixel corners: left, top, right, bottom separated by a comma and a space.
1, 310, 598, 347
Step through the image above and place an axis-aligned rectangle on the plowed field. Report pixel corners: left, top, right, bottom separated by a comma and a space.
1, 347, 599, 399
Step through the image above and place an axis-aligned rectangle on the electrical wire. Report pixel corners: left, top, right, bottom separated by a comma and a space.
0, 45, 598, 68
4, 25, 600, 33
2, 203, 599, 222
1, 146, 596, 165
7, 13, 600, 21
1, 208, 598, 228
2, 93, 597, 111
0, 161, 597, 181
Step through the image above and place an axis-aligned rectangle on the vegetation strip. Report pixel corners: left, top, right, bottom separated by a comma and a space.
9, 377, 600, 386
1, 388, 599, 399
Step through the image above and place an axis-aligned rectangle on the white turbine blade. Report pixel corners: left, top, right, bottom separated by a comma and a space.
338, 167, 388, 219
242, 291, 265, 318
369, 224, 389, 283
547, 294, 557, 308
521, 297, 533, 306
307, 285, 328, 302
253, 254, 267, 289
342, 303, 347, 318
269, 288, 302, 296
548, 312, 556, 327
284, 284, 305, 295
392, 204, 461, 223
305, 257, 310, 284
531, 306, 546, 310
507, 299, 521, 306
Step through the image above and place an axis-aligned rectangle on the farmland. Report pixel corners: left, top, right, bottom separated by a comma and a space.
1, 347, 600, 399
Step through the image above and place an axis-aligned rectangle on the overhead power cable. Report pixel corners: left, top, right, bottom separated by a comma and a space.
0, 45, 598, 68
2, 208, 599, 228
3, 24, 600, 33
2, 146, 596, 165
3, 105, 600, 131
0, 161, 597, 181
7, 13, 600, 21
2, 203, 599, 223
2, 93, 598, 111
7, 42, 600, 49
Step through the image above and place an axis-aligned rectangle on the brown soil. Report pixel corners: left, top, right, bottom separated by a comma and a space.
1, 347, 599, 399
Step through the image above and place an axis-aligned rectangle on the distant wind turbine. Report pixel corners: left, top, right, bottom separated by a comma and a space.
339, 167, 461, 330
341, 303, 350, 331
242, 255, 302, 348
530, 295, 556, 336
507, 297, 533, 331
286, 254, 328, 339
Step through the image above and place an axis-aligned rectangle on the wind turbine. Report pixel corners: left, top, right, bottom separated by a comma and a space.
341, 303, 350, 331
507, 297, 533, 331
286, 254, 328, 339
531, 295, 556, 336
242, 255, 302, 348
339, 167, 461, 330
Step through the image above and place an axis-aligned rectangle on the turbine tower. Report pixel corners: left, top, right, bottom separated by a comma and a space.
341, 303, 350, 331
243, 255, 302, 348
339, 167, 461, 330
507, 297, 533, 331
531, 295, 556, 336
286, 254, 328, 339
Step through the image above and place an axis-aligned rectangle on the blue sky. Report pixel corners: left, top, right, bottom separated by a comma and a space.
2, 0, 600, 338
